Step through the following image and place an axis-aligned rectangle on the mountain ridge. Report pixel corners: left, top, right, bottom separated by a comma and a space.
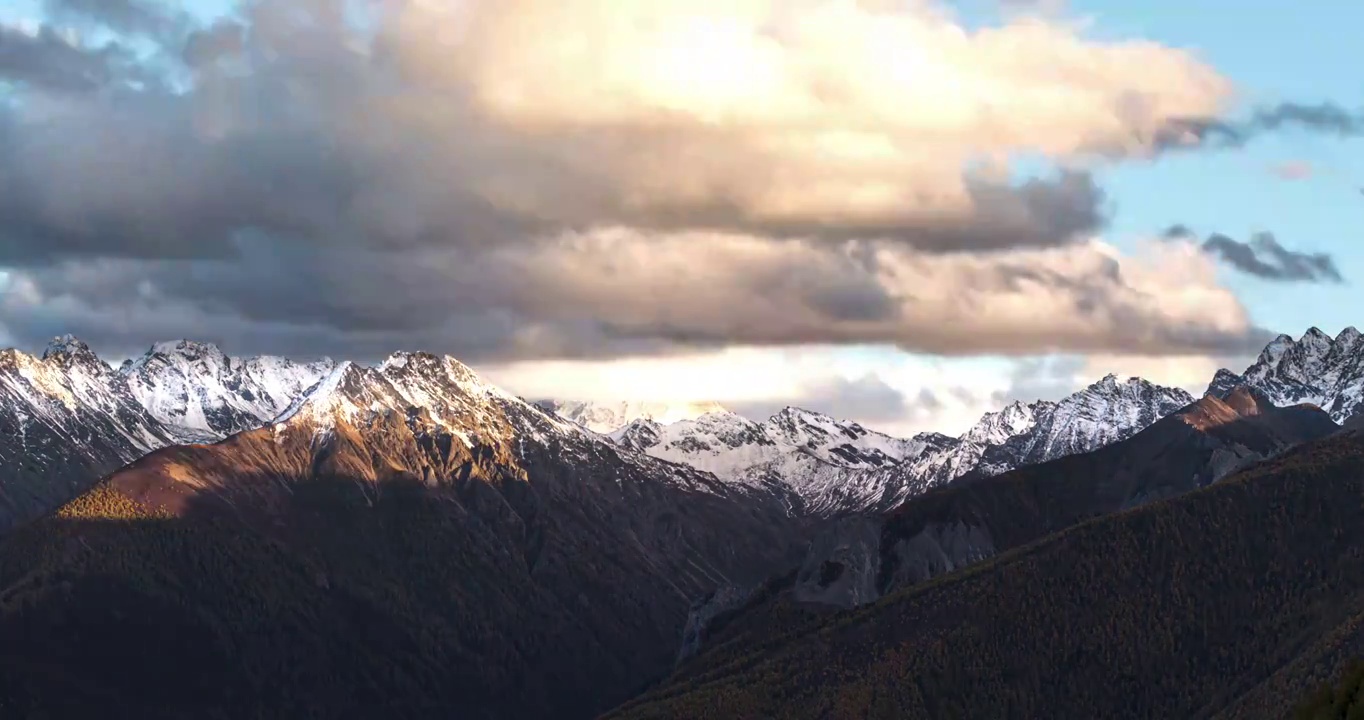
606, 393, 1357, 720
0, 344, 810, 719
1210, 326, 1364, 422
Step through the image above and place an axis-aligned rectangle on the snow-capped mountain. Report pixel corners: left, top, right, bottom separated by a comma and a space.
603, 375, 1194, 515
639, 407, 919, 472
0, 336, 179, 532
608, 409, 927, 515
969, 374, 1195, 478
119, 340, 336, 442
821, 374, 1193, 511
1209, 326, 1364, 423
538, 399, 728, 434
17, 347, 810, 719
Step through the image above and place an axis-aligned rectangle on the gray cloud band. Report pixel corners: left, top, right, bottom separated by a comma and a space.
1163, 226, 1344, 283
1162, 102, 1364, 151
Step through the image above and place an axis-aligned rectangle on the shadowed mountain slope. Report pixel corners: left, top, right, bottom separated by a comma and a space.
791, 386, 1338, 609
605, 404, 1364, 720
0, 353, 808, 720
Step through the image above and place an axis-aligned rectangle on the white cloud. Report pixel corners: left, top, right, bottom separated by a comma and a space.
0, 0, 1264, 370
1077, 353, 1237, 397
479, 344, 1018, 437
497, 230, 1257, 356
375, 0, 1231, 240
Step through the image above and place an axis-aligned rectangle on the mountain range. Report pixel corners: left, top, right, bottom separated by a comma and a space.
608, 412, 1364, 720
1, 327, 1362, 717
552, 374, 1196, 517
0, 350, 807, 719
535, 399, 729, 435
666, 386, 1339, 661
1210, 326, 1364, 422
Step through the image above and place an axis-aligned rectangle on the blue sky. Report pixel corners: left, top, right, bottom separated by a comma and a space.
863, 0, 1364, 423
1068, 0, 1363, 337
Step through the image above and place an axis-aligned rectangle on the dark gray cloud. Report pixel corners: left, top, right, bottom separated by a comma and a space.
991, 356, 1088, 406
182, 20, 246, 68
0, 24, 144, 92
1165, 226, 1344, 283
0, 0, 1268, 363
1163, 102, 1364, 151
0, 0, 1109, 269
1204, 232, 1343, 283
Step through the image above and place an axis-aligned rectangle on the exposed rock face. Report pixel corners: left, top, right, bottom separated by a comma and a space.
778, 387, 1338, 611
677, 584, 761, 664
790, 515, 883, 607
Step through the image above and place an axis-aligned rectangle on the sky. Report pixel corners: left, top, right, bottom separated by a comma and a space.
0, 0, 1359, 437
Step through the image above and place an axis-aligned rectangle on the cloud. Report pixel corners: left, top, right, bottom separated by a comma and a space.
482, 346, 1006, 437
42, 0, 192, 41
0, 0, 1232, 257
1165, 226, 1343, 283
1203, 232, 1344, 283
0, 0, 1265, 363
993, 351, 1241, 406
0, 230, 1270, 363
1167, 102, 1364, 151
181, 19, 246, 68
0, 23, 148, 92
731, 374, 919, 425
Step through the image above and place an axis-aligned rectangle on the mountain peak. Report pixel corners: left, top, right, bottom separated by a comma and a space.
379, 350, 444, 379
1216, 326, 1364, 424
545, 399, 730, 434
42, 334, 96, 362
1256, 333, 1297, 367
273, 361, 365, 425
1084, 373, 1152, 394
380, 350, 436, 370
770, 405, 826, 423
148, 339, 226, 358
1299, 327, 1333, 355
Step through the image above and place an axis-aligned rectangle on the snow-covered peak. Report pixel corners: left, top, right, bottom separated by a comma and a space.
1026, 375, 1193, 459
273, 361, 365, 425
609, 417, 664, 451
1208, 327, 1364, 423
597, 395, 928, 503
43, 333, 88, 356
148, 339, 227, 361
1256, 333, 1297, 368
961, 400, 1047, 446
41, 335, 106, 370
274, 351, 580, 451
543, 399, 731, 434
118, 339, 337, 441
